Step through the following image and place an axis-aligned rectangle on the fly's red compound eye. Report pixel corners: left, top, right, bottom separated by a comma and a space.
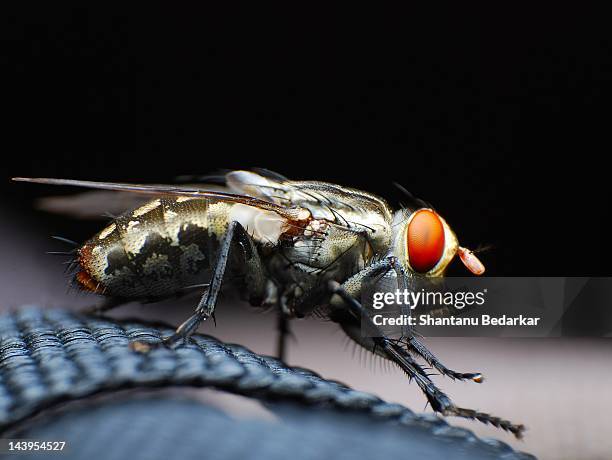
407, 209, 445, 272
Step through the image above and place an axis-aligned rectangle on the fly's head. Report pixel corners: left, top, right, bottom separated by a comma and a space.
393, 208, 485, 277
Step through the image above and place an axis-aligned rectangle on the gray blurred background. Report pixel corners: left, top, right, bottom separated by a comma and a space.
2, 205, 610, 460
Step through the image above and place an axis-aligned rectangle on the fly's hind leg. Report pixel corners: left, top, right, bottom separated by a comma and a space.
162, 221, 265, 347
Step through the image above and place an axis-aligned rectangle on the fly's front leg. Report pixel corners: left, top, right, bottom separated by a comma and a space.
163, 221, 259, 347
347, 257, 484, 383
328, 279, 524, 438
407, 336, 483, 383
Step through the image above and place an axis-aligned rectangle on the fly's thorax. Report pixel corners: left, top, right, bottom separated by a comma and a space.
76, 197, 231, 297
226, 171, 395, 270
279, 221, 373, 278
391, 209, 459, 277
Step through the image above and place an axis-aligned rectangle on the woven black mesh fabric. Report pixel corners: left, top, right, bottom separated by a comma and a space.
0, 307, 535, 459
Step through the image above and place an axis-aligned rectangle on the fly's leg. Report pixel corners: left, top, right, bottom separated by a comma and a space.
326, 272, 525, 438
334, 257, 484, 383
162, 221, 261, 347
261, 280, 291, 361
276, 314, 290, 362
406, 336, 483, 382
291, 257, 400, 318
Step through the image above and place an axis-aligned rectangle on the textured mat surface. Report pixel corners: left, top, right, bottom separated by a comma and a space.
0, 307, 535, 459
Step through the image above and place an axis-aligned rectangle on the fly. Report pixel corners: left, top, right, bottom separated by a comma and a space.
13, 170, 523, 438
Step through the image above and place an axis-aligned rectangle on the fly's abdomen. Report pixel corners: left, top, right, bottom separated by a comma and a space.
76, 197, 230, 298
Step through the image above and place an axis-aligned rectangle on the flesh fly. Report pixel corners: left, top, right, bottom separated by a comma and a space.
13, 170, 523, 438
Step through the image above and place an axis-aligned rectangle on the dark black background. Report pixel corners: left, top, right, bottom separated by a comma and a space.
4, 5, 611, 276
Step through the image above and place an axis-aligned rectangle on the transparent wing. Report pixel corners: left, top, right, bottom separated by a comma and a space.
35, 191, 152, 219
32, 183, 230, 220
13, 177, 309, 221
